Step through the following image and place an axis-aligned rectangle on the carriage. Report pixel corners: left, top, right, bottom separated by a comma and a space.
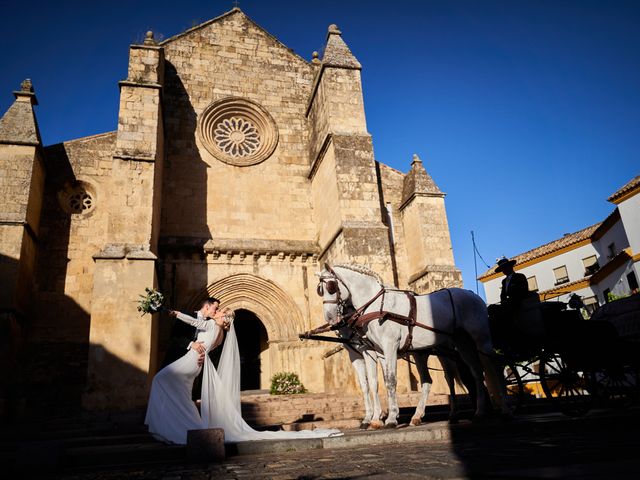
494, 293, 640, 416
302, 264, 640, 426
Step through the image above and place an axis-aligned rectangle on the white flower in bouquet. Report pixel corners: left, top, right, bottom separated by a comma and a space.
137, 288, 165, 315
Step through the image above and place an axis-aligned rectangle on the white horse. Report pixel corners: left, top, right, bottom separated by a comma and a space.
318, 264, 510, 428
332, 299, 476, 428
335, 325, 385, 429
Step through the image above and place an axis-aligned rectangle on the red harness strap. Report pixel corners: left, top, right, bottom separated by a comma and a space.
350, 291, 451, 353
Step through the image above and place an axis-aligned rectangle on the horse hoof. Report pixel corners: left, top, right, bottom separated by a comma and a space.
383, 422, 397, 429
410, 418, 421, 427
359, 422, 370, 430
370, 421, 383, 430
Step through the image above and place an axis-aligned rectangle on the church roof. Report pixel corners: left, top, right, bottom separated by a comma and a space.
0, 79, 41, 146
158, 8, 310, 64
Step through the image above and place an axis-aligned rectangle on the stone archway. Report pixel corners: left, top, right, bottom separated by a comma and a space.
186, 273, 304, 342
186, 273, 306, 389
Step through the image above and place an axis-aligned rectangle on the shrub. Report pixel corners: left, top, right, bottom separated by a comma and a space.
269, 372, 307, 395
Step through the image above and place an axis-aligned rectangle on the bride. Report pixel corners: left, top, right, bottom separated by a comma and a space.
145, 299, 341, 444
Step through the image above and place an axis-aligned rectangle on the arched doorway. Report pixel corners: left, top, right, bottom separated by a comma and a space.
234, 309, 269, 391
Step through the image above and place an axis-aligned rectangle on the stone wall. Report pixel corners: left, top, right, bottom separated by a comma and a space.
160, 11, 317, 242
0, 9, 468, 412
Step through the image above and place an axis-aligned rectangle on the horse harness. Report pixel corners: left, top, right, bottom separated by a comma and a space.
318, 267, 457, 354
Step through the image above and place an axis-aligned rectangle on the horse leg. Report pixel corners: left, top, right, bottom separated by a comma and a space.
409, 352, 432, 426
478, 351, 511, 416
348, 350, 373, 429
453, 336, 492, 418
381, 343, 399, 428
364, 351, 387, 430
439, 355, 461, 423
364, 350, 384, 429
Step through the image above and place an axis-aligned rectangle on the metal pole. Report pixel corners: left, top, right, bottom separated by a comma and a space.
471, 231, 479, 295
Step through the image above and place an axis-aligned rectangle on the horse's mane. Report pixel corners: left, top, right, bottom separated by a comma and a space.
333, 263, 385, 285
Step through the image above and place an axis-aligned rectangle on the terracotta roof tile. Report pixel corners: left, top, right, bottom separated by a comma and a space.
478, 222, 601, 279
608, 175, 640, 203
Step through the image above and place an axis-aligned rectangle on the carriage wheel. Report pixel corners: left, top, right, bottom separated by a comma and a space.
503, 363, 525, 412
539, 352, 594, 417
591, 365, 639, 410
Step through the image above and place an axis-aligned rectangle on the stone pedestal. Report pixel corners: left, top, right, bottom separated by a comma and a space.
187, 428, 226, 462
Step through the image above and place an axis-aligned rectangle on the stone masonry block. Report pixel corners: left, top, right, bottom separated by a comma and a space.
187, 428, 225, 462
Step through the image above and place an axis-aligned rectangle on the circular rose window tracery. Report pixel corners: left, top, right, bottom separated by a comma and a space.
214, 117, 261, 158
197, 97, 278, 167
69, 190, 93, 213
57, 181, 97, 216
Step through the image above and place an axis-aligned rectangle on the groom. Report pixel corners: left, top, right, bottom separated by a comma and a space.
161, 297, 221, 369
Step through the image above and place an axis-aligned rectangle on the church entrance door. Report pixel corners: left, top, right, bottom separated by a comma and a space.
234, 309, 269, 391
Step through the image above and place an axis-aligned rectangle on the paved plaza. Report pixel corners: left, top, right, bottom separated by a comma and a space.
48, 407, 640, 480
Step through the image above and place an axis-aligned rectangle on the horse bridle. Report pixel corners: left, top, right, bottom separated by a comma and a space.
317, 265, 352, 325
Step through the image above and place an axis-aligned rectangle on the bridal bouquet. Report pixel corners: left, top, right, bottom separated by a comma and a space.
137, 287, 165, 315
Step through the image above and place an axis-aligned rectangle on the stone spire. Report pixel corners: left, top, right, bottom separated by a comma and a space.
0, 79, 41, 146
322, 24, 361, 69
401, 154, 444, 207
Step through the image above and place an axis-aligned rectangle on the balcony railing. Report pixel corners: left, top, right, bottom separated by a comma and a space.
554, 276, 570, 286
584, 263, 600, 276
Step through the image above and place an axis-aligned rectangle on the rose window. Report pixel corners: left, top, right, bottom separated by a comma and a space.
58, 181, 97, 215
197, 97, 278, 167
214, 117, 261, 158
69, 191, 93, 213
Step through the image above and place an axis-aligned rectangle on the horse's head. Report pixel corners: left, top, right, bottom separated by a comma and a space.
316, 263, 352, 326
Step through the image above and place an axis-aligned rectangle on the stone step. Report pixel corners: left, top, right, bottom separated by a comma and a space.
63, 442, 185, 470
238, 391, 450, 426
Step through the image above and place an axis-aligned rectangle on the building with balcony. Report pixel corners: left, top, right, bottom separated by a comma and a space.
479, 175, 640, 314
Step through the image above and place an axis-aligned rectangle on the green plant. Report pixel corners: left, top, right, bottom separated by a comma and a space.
269, 372, 307, 395
607, 291, 630, 303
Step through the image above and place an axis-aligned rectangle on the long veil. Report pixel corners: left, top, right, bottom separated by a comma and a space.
200, 322, 242, 432
200, 320, 342, 443
216, 322, 241, 414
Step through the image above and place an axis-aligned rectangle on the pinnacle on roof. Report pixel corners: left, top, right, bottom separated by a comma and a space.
0, 79, 42, 146
401, 154, 444, 207
321, 24, 361, 69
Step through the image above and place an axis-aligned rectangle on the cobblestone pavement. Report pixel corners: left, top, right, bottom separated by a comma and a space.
51, 409, 640, 479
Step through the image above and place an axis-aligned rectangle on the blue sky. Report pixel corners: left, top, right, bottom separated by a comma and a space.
2, 0, 638, 298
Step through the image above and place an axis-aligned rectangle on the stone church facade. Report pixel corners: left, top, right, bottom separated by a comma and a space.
0, 8, 461, 413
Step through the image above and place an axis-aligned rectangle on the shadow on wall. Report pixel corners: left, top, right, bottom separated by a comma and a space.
0, 140, 153, 423
156, 60, 212, 372
1, 251, 148, 424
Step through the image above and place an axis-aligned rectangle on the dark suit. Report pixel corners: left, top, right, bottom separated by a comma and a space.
500, 272, 530, 305
161, 312, 199, 369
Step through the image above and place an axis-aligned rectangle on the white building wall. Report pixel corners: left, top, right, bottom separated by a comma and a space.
592, 220, 629, 262
481, 181, 639, 310
594, 260, 635, 302
482, 219, 633, 306
618, 193, 640, 256
484, 243, 599, 304
483, 276, 502, 304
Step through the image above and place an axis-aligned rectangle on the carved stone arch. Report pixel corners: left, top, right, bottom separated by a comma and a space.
186, 273, 303, 341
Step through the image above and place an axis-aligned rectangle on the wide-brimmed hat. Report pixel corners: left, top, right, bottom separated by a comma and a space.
495, 257, 517, 273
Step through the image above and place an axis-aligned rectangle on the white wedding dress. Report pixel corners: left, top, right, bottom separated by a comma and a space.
145, 311, 342, 444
